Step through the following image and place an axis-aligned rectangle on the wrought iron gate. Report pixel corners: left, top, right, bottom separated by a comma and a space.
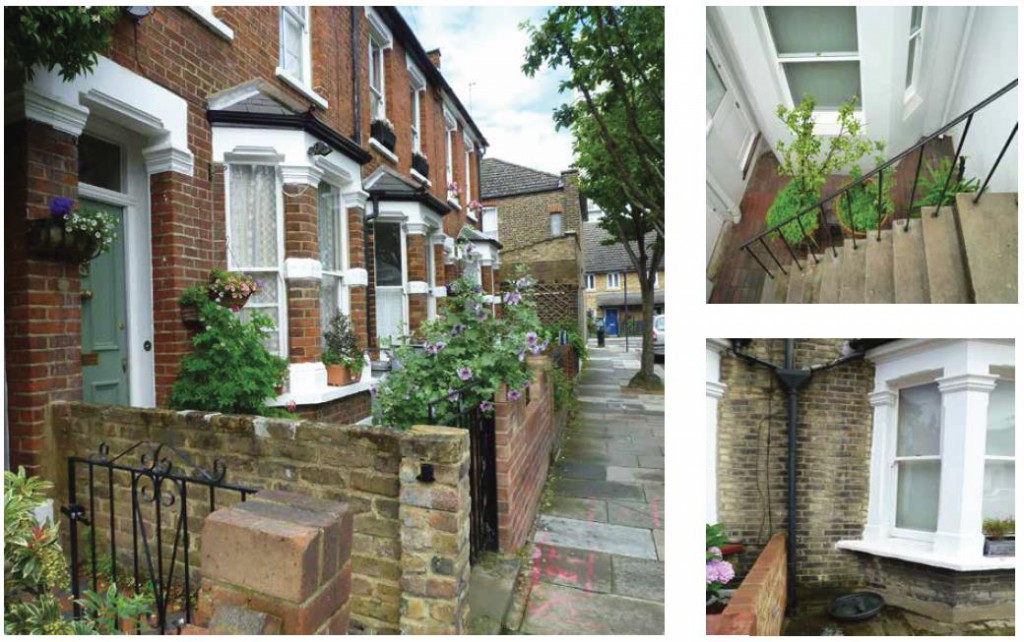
62, 441, 256, 634
428, 389, 499, 563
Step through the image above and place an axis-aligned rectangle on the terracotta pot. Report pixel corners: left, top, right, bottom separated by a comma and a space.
326, 363, 353, 387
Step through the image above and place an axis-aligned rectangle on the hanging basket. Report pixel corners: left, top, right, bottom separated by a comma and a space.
180, 303, 203, 331
208, 290, 252, 310
27, 218, 101, 264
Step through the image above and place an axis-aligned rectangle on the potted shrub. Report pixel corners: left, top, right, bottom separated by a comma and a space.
207, 269, 260, 311
323, 312, 362, 386
412, 150, 429, 178
835, 166, 896, 238
370, 117, 396, 152
912, 156, 981, 212
706, 523, 735, 613
178, 285, 208, 330
983, 518, 1015, 556
767, 95, 885, 248
28, 196, 118, 264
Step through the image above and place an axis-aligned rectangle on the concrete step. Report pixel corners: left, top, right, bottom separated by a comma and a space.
955, 192, 1018, 303
839, 238, 867, 303
800, 256, 825, 303
785, 262, 807, 303
817, 246, 844, 303
760, 266, 790, 303
892, 219, 931, 303
864, 229, 895, 303
921, 206, 970, 303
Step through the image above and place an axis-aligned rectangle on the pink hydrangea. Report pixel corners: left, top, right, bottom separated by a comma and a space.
705, 558, 734, 585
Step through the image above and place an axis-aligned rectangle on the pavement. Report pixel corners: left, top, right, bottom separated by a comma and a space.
505, 340, 665, 635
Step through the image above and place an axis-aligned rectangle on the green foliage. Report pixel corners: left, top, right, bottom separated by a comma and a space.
178, 285, 208, 308
64, 206, 119, 256
548, 364, 574, 414
836, 167, 896, 233
765, 180, 821, 246
983, 517, 1015, 540
5, 7, 121, 82
373, 265, 543, 430
322, 312, 362, 370
772, 94, 885, 242
522, 6, 663, 383
542, 320, 587, 363
169, 298, 287, 416
4, 467, 153, 634
912, 157, 980, 209
706, 523, 728, 558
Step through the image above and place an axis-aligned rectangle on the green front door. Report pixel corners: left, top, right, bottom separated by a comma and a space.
80, 199, 129, 405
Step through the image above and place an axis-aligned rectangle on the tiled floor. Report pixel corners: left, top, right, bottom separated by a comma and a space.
710, 138, 954, 303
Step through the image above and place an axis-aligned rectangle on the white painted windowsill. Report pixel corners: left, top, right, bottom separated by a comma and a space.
836, 539, 1016, 572
186, 7, 234, 41
267, 377, 376, 408
275, 67, 329, 110
369, 138, 398, 163
812, 110, 864, 137
410, 168, 431, 186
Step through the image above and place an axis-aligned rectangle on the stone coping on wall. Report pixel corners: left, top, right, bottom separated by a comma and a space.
837, 539, 1016, 572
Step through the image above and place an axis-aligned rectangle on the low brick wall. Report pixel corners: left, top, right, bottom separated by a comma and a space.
708, 533, 787, 636
856, 553, 1015, 623
495, 355, 557, 552
50, 402, 471, 634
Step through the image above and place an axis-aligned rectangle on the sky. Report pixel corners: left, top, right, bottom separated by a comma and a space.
399, 6, 575, 175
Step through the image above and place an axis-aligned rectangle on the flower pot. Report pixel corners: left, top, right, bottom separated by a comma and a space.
326, 363, 354, 387
209, 290, 252, 310
27, 218, 100, 263
412, 154, 430, 178
180, 303, 203, 330
371, 121, 396, 151
984, 537, 1015, 557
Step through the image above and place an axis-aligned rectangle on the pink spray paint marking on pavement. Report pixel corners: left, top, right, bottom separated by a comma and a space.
650, 496, 661, 528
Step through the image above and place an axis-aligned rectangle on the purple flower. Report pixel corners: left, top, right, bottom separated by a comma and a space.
503, 291, 522, 305
525, 331, 538, 347
706, 559, 735, 585
479, 401, 493, 413
433, 341, 447, 353
507, 389, 521, 402
285, 400, 297, 412
425, 343, 437, 356
475, 308, 487, 321
450, 323, 465, 337
447, 387, 459, 402
50, 197, 73, 218
457, 366, 473, 381
708, 546, 722, 559
472, 285, 483, 294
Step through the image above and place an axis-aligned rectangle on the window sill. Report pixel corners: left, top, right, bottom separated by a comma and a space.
836, 539, 1016, 571
467, 210, 478, 222
369, 138, 398, 163
812, 110, 863, 136
267, 377, 376, 408
410, 168, 431, 186
275, 67, 329, 110
186, 7, 234, 41
447, 197, 461, 209
903, 90, 923, 121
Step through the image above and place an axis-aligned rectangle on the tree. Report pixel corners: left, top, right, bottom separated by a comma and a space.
5, 7, 120, 82
522, 6, 664, 388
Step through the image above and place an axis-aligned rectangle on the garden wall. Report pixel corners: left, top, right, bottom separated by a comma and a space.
707, 533, 787, 636
49, 401, 471, 634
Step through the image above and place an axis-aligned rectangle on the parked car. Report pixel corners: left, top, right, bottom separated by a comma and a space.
653, 315, 665, 362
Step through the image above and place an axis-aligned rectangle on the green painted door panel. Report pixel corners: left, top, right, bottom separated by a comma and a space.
80, 199, 129, 405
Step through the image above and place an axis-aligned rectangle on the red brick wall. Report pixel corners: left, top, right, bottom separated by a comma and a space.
494, 356, 556, 552
707, 533, 787, 636
295, 392, 371, 425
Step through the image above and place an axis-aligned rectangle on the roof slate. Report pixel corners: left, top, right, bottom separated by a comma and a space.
582, 221, 661, 274
480, 158, 563, 199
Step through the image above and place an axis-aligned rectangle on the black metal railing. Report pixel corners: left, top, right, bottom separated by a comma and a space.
426, 387, 499, 563
740, 79, 1018, 277
63, 442, 256, 634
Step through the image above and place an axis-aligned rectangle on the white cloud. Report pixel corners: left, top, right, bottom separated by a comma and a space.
401, 6, 574, 174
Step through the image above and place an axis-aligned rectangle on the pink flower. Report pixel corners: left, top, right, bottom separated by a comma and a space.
285, 400, 297, 412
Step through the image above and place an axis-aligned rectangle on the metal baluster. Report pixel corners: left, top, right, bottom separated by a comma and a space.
131, 472, 140, 602
744, 246, 773, 278
108, 467, 117, 590
845, 192, 856, 250
936, 114, 973, 215
974, 123, 1018, 203
67, 460, 83, 620
182, 481, 191, 625
906, 144, 926, 231
758, 237, 787, 275
876, 168, 884, 241
795, 216, 818, 264
819, 204, 838, 258
780, 233, 803, 271
89, 463, 97, 593
155, 477, 165, 634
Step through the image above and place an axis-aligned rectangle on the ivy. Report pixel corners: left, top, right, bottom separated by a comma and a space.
5, 7, 121, 82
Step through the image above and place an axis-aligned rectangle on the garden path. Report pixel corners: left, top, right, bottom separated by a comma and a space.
506, 340, 665, 634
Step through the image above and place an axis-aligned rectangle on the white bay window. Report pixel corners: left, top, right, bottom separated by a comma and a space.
983, 379, 1015, 521
318, 182, 348, 336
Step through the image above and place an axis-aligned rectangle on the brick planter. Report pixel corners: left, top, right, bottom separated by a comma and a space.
707, 533, 787, 636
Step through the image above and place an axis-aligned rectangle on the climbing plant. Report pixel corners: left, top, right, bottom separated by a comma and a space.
5, 7, 121, 82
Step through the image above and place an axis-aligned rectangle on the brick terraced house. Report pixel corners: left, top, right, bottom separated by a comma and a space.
479, 157, 586, 333
706, 339, 1015, 633
4, 6, 500, 473
582, 223, 664, 337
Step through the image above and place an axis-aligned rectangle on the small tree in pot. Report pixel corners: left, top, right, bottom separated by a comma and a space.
323, 312, 363, 386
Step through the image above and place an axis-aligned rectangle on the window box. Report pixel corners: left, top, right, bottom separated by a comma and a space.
984, 537, 1015, 557
412, 152, 429, 178
371, 120, 396, 152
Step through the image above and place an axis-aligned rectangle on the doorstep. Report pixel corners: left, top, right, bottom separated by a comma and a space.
267, 377, 376, 407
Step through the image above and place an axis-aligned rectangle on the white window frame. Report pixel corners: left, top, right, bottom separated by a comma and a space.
887, 381, 942, 543
410, 86, 422, 153
760, 7, 862, 133
186, 6, 233, 40
444, 108, 458, 202
904, 6, 925, 99
585, 274, 595, 291
373, 219, 409, 346
549, 211, 562, 237
366, 7, 393, 124
224, 162, 288, 358
983, 376, 1015, 521
838, 339, 1016, 571
464, 135, 473, 205
481, 206, 498, 239
318, 182, 349, 326
606, 272, 621, 290
653, 272, 659, 289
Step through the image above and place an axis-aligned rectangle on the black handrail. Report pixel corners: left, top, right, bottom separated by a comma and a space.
741, 78, 1017, 277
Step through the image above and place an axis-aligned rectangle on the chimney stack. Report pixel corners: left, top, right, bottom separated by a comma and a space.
426, 48, 441, 69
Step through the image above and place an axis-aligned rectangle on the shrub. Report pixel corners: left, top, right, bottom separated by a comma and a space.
322, 312, 362, 371
983, 517, 1015, 540
912, 156, 980, 209
706, 523, 734, 597
836, 167, 895, 233
372, 265, 543, 430
765, 180, 821, 246
169, 298, 287, 416
542, 320, 588, 363
5, 7, 121, 81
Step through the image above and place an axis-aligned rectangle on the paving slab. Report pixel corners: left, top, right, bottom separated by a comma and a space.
467, 553, 521, 634
642, 482, 664, 502
551, 478, 645, 501
521, 583, 664, 635
528, 542, 613, 593
553, 461, 607, 481
542, 496, 608, 523
607, 499, 664, 530
654, 529, 664, 561
606, 466, 664, 483
611, 555, 664, 602
535, 515, 657, 559
637, 455, 664, 469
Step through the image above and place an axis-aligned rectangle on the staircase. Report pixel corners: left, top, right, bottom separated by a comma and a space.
759, 192, 1018, 303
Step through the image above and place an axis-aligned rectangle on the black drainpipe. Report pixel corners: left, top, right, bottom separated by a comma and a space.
365, 195, 380, 352
350, 7, 361, 144
729, 339, 866, 613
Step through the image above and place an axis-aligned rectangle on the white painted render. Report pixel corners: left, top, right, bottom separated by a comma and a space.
705, 339, 731, 524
